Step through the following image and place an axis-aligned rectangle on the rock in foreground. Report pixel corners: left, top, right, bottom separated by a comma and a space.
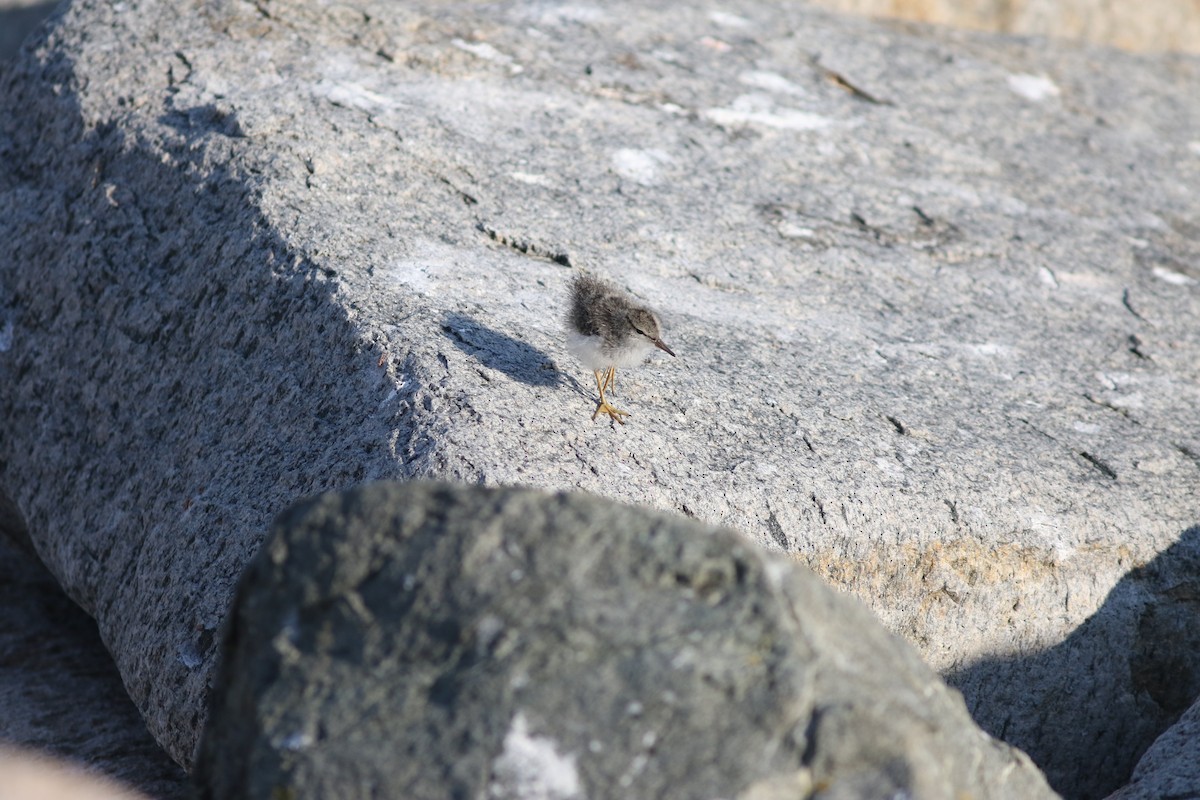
196, 482, 1056, 800
1106, 695, 1200, 800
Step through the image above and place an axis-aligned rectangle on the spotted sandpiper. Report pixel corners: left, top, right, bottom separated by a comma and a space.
566, 273, 676, 424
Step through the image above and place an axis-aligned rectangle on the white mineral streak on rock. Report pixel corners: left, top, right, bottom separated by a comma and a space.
489, 712, 584, 800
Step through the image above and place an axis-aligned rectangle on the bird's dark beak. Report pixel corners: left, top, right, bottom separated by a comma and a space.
654, 339, 676, 357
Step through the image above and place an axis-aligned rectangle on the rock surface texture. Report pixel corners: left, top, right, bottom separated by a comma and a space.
0, 536, 190, 799
0, 0, 1198, 795
1106, 695, 1200, 800
196, 481, 1057, 800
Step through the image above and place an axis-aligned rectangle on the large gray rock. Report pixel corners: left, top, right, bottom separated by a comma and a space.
1, 0, 1198, 793
196, 481, 1057, 800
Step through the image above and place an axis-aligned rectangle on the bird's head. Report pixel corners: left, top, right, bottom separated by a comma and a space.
627, 308, 676, 357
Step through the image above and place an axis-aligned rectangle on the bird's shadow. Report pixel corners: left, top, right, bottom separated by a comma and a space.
441, 312, 585, 394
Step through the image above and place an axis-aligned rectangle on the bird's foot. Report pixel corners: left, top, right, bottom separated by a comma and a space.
592, 400, 630, 424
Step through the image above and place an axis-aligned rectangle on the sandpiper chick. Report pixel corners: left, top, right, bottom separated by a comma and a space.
567, 273, 675, 424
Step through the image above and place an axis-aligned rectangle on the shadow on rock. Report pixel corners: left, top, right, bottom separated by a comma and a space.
948, 525, 1200, 799
0, 55, 432, 764
0, 1, 58, 65
442, 311, 566, 388
158, 102, 245, 138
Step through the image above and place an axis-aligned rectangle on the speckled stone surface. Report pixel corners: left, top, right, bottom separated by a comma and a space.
0, 538, 188, 798
196, 482, 1057, 800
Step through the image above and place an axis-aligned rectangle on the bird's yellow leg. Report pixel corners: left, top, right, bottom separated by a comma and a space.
591, 368, 630, 424
603, 366, 616, 395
